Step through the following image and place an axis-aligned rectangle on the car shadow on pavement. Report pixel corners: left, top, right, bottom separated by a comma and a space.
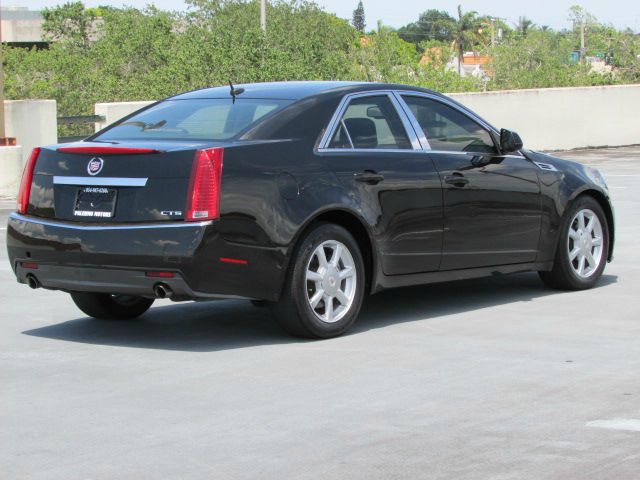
22, 272, 618, 352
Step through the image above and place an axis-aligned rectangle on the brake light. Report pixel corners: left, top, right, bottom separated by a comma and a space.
185, 148, 223, 221
17, 148, 40, 214
57, 146, 159, 155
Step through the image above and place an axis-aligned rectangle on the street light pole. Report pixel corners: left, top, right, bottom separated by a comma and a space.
260, 0, 266, 33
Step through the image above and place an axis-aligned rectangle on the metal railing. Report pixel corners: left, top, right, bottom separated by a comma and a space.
57, 114, 106, 143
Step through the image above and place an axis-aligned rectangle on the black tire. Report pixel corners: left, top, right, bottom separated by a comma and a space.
70, 292, 154, 320
539, 195, 609, 290
271, 223, 366, 339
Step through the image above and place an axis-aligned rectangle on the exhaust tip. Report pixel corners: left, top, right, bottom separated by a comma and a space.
154, 283, 173, 299
26, 274, 41, 289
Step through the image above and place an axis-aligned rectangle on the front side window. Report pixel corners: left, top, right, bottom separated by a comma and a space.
94, 98, 293, 142
402, 95, 496, 154
328, 95, 411, 150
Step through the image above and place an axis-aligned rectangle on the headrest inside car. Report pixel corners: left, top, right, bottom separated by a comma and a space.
344, 118, 377, 149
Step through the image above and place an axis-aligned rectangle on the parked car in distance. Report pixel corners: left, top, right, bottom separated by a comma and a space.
7, 81, 614, 338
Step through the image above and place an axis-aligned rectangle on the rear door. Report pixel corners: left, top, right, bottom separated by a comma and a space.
317, 92, 443, 275
398, 93, 542, 270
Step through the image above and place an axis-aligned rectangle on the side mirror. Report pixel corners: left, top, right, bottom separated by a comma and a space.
500, 129, 523, 154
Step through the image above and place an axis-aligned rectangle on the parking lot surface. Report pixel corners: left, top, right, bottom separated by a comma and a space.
2, 146, 639, 479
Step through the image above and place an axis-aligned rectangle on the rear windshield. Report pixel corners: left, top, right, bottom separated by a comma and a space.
94, 98, 294, 142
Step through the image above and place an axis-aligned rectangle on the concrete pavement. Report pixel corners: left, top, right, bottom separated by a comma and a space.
1, 147, 639, 479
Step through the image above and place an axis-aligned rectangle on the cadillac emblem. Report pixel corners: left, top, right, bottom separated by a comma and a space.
87, 157, 104, 176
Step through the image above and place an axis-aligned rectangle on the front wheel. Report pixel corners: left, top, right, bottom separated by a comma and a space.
271, 223, 365, 339
71, 292, 154, 320
539, 195, 609, 290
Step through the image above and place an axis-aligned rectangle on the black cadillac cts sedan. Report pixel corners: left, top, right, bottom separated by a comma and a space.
7, 81, 614, 338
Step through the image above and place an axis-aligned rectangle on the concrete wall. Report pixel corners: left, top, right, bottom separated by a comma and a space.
91, 85, 640, 151
448, 84, 640, 151
94, 101, 155, 132
5, 100, 57, 166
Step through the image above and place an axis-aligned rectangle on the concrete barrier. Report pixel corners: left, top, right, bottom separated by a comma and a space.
0, 145, 23, 198
92, 85, 640, 151
94, 101, 155, 131
4, 100, 57, 165
448, 84, 640, 151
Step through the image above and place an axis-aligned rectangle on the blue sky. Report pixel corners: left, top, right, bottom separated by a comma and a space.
7, 0, 640, 31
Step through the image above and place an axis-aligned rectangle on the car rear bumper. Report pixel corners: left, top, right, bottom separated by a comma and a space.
7, 213, 285, 301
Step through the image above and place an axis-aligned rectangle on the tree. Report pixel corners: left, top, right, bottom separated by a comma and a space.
488, 29, 608, 90
517, 16, 535, 37
352, 1, 365, 33
451, 5, 483, 74
41, 1, 101, 50
397, 10, 456, 47
568, 5, 597, 29
350, 26, 417, 82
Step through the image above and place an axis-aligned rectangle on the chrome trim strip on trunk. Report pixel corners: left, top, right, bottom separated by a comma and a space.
9, 212, 212, 230
53, 176, 148, 187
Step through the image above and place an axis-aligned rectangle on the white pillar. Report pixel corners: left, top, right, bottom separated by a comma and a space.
0, 145, 23, 198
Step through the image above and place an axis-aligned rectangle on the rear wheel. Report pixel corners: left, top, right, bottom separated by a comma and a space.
271, 223, 365, 339
71, 292, 154, 320
539, 195, 609, 290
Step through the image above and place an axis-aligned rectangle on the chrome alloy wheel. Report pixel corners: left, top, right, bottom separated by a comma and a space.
305, 240, 357, 323
567, 208, 604, 279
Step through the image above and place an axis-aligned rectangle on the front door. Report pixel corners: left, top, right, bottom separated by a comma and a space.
400, 94, 542, 270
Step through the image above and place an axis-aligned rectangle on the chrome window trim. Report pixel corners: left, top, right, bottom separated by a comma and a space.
317, 148, 429, 155
53, 176, 148, 187
9, 212, 212, 230
392, 92, 431, 150
317, 90, 421, 152
419, 150, 527, 159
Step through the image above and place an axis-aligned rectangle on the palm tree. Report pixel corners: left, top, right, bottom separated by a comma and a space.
518, 16, 535, 37
451, 5, 482, 74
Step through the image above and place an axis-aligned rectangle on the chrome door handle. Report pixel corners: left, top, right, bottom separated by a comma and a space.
444, 174, 469, 186
354, 171, 385, 185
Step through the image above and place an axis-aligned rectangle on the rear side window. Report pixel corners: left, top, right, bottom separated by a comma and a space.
328, 95, 411, 150
94, 98, 293, 142
402, 95, 496, 154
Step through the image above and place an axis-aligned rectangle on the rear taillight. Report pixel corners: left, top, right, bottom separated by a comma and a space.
17, 147, 40, 214
185, 148, 223, 222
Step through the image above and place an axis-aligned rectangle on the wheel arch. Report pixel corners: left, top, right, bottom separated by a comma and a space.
286, 208, 377, 295
568, 188, 615, 262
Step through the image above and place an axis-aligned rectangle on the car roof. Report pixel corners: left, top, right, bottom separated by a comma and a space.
170, 81, 442, 101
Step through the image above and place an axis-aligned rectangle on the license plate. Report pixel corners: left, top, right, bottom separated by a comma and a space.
73, 187, 117, 218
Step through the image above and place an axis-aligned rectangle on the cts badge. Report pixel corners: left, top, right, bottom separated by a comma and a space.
87, 157, 104, 176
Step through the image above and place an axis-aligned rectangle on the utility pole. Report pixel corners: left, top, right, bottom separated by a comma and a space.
580, 19, 586, 63
260, 0, 266, 33
490, 17, 496, 48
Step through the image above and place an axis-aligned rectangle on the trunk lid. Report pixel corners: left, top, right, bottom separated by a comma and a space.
28, 141, 228, 223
